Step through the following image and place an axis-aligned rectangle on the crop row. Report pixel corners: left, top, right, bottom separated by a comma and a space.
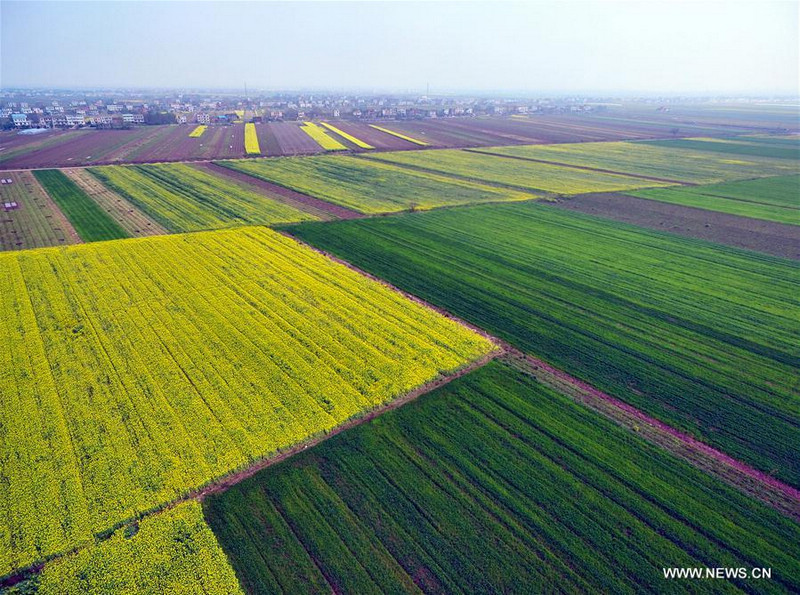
287, 202, 800, 487
0, 226, 492, 575
205, 360, 800, 594
88, 163, 318, 232
218, 154, 535, 214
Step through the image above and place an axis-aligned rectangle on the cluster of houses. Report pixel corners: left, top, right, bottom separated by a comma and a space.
1, 91, 604, 131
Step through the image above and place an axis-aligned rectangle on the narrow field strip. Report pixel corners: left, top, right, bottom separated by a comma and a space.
319, 122, 374, 149
244, 123, 260, 155
32, 169, 129, 242
300, 122, 348, 151
0, 226, 493, 577
189, 125, 207, 138
368, 124, 430, 146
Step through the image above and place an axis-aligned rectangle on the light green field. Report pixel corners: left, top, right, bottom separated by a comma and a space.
218, 154, 536, 213
630, 174, 800, 225
363, 148, 675, 194
477, 141, 799, 183
88, 163, 319, 232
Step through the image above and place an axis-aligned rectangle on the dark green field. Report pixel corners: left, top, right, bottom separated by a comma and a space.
630, 175, 800, 225
32, 169, 129, 242
286, 202, 800, 487
204, 360, 800, 594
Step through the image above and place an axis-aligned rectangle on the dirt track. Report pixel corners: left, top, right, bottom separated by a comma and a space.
551, 192, 800, 259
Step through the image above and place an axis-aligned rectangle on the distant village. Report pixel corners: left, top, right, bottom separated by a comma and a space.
0, 89, 605, 130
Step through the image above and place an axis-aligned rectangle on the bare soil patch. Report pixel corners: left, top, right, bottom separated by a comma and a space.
552, 192, 800, 259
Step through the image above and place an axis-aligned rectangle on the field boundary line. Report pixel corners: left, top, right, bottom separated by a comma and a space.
502, 351, 800, 522
463, 147, 695, 185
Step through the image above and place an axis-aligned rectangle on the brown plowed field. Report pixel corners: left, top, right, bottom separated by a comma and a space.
552, 192, 800, 259
266, 122, 322, 155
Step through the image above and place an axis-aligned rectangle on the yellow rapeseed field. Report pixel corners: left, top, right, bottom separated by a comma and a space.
36, 502, 243, 595
244, 122, 260, 154
319, 122, 374, 149
369, 124, 429, 146
189, 125, 207, 138
301, 122, 348, 151
0, 226, 493, 575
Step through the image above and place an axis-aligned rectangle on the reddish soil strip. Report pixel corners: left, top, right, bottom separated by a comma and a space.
552, 192, 800, 260
203, 162, 364, 220
507, 352, 800, 521
465, 148, 693, 185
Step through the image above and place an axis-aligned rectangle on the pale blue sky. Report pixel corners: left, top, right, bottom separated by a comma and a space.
1, 1, 797, 94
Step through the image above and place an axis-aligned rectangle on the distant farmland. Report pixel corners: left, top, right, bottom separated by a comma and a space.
288, 202, 800, 487
205, 360, 800, 594
0, 226, 492, 575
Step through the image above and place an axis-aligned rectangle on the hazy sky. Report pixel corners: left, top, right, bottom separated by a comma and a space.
1, 1, 797, 94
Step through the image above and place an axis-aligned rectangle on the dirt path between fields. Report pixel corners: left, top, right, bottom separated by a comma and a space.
464, 147, 696, 185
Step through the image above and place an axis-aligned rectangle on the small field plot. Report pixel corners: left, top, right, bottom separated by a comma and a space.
219, 154, 535, 214
35, 502, 243, 595
365, 149, 674, 194
630, 174, 800, 225
0, 171, 80, 250
33, 169, 129, 242
89, 163, 319, 232
266, 122, 322, 155
641, 136, 800, 160
205, 360, 800, 595
0, 226, 492, 575
288, 202, 800, 487
478, 141, 799, 183
62, 168, 169, 237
